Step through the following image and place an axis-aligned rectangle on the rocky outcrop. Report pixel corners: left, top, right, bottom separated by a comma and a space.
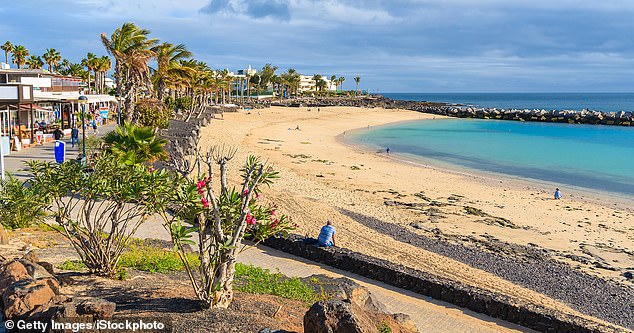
303, 275, 418, 333
304, 299, 418, 333
0, 256, 115, 322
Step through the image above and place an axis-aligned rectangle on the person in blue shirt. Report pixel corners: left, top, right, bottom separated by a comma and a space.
554, 188, 562, 200
317, 220, 336, 247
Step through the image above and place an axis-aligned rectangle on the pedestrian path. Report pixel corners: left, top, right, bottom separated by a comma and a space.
239, 245, 535, 333
2, 123, 115, 179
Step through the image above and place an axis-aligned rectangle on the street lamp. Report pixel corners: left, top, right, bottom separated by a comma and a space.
78, 95, 88, 166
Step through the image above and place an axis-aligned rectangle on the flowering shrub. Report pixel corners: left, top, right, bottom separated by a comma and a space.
162, 144, 295, 309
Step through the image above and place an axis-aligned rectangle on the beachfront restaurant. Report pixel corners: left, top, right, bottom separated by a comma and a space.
0, 83, 117, 151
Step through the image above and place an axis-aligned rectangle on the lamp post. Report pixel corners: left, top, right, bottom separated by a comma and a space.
78, 95, 88, 166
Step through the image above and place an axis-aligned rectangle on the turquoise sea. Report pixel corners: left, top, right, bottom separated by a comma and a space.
349, 112, 634, 197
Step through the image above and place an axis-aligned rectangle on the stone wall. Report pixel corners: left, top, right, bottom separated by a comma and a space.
262, 235, 622, 333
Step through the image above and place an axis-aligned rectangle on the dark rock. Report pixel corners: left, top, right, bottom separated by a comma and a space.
409, 222, 425, 230
18, 259, 54, 280
22, 250, 39, 263
304, 299, 375, 333
0, 260, 30, 294
76, 297, 116, 319
624, 272, 633, 280
2, 278, 58, 319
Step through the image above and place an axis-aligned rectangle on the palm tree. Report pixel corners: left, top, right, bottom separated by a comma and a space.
330, 75, 336, 92
96, 56, 112, 93
354, 76, 361, 95
42, 48, 61, 73
82, 53, 97, 93
11, 45, 29, 69
103, 123, 168, 164
338, 76, 345, 92
259, 63, 278, 93
26, 55, 44, 69
152, 42, 192, 101
1, 41, 13, 65
312, 74, 322, 94
101, 22, 158, 122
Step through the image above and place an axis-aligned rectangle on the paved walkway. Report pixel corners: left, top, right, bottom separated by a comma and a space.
240, 245, 533, 333
2, 123, 115, 179
1, 123, 535, 332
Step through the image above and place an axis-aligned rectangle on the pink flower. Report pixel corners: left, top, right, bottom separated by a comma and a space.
243, 189, 249, 196
201, 197, 209, 208
149, 166, 154, 173
196, 180, 206, 190
246, 213, 257, 226
270, 210, 276, 216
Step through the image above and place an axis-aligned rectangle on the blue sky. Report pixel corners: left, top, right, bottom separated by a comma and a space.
3, 0, 634, 92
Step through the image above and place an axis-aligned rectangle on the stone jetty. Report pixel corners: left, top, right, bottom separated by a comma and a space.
272, 96, 634, 126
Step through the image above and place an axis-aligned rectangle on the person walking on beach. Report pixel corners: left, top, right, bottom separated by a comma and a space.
554, 188, 562, 199
317, 220, 336, 247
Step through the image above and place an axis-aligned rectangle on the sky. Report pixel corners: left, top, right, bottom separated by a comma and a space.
2, 0, 634, 92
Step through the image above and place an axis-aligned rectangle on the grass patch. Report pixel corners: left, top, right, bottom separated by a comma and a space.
58, 260, 87, 271
377, 321, 392, 333
235, 263, 318, 304
118, 243, 200, 273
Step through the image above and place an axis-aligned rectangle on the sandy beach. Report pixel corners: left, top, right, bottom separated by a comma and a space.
199, 105, 634, 330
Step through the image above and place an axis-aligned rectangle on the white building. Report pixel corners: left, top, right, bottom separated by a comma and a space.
298, 75, 337, 93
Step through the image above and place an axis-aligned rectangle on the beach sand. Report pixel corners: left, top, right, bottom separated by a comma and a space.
198, 105, 634, 328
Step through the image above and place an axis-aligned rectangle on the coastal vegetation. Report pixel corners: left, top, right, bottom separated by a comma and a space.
161, 142, 296, 309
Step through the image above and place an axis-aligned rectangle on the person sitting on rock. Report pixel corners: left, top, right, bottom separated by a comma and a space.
317, 220, 336, 247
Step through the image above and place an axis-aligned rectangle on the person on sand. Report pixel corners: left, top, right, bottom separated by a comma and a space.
386, 147, 390, 154
554, 188, 562, 200
317, 220, 336, 247
296, 125, 301, 131
303, 220, 336, 247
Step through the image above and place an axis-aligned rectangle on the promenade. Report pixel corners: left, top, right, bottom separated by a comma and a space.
2, 123, 115, 178
1, 123, 534, 332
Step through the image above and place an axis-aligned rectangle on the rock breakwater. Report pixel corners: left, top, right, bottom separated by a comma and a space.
272, 96, 634, 126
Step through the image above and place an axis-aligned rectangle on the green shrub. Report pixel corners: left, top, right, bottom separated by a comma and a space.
377, 322, 392, 333
234, 263, 317, 303
59, 260, 87, 271
175, 97, 192, 111
136, 98, 173, 129
118, 243, 200, 273
0, 175, 47, 229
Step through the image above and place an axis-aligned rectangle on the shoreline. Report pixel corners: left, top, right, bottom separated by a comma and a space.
198, 105, 634, 330
337, 121, 634, 211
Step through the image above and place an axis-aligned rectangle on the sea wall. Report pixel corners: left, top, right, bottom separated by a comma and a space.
272, 96, 634, 126
262, 234, 622, 333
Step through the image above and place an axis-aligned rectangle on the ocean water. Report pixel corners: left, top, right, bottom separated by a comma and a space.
349, 119, 634, 196
382, 92, 634, 112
